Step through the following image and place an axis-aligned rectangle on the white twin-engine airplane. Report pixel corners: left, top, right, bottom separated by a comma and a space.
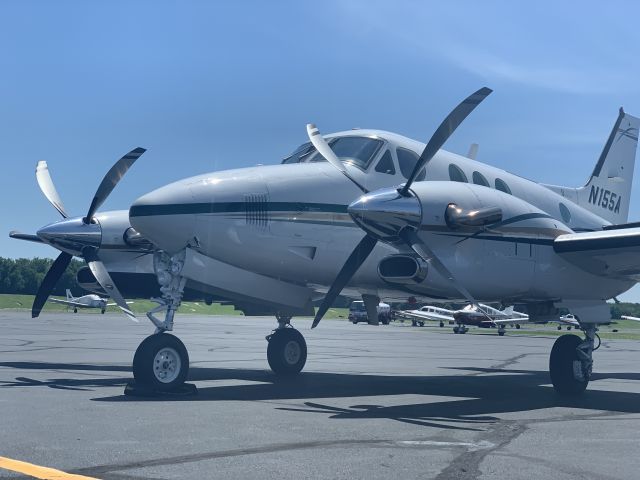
48, 289, 119, 314
11, 87, 640, 396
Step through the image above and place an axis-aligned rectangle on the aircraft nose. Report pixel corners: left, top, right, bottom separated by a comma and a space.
129, 181, 197, 253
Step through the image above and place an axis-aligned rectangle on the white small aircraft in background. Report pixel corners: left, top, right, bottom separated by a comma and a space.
399, 303, 528, 334
49, 289, 132, 314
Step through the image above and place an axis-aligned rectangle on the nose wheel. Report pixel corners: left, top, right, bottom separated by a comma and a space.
266, 327, 307, 375
133, 333, 190, 391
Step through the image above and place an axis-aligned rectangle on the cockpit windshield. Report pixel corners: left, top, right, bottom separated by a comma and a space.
282, 136, 384, 171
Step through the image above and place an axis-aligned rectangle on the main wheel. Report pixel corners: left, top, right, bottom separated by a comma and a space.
515, 324, 520, 329
498, 330, 505, 336
453, 326, 460, 334
549, 334, 589, 396
267, 328, 307, 375
439, 321, 444, 328
73, 308, 78, 313
133, 333, 189, 391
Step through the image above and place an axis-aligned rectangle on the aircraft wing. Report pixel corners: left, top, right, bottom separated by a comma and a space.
553, 227, 640, 280
399, 309, 454, 322
49, 298, 85, 307
492, 317, 528, 326
106, 301, 134, 306
621, 315, 640, 322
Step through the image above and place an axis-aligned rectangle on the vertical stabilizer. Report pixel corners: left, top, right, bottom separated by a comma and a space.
66, 289, 72, 300
574, 108, 639, 224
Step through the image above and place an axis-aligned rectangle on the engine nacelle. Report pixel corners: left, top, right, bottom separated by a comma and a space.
445, 203, 502, 228
378, 255, 427, 284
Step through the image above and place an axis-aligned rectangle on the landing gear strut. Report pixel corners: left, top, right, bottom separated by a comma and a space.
549, 325, 599, 396
266, 316, 307, 375
129, 250, 192, 395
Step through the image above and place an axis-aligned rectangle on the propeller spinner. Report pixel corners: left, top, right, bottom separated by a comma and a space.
19, 148, 145, 320
309, 87, 492, 328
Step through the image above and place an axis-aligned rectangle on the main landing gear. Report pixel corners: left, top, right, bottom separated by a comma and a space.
266, 317, 307, 375
453, 325, 468, 334
549, 325, 600, 396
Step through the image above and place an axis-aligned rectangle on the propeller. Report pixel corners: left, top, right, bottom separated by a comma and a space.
311, 88, 492, 328
20, 147, 146, 319
306, 124, 369, 193
36, 161, 68, 218
312, 234, 377, 328
32, 252, 72, 318
399, 87, 492, 196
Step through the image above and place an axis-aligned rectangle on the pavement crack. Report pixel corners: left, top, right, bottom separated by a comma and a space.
434, 420, 527, 480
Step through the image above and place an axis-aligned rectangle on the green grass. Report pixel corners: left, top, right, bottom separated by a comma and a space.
0, 294, 350, 319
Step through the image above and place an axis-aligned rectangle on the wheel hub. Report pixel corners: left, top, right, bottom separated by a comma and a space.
283, 340, 301, 365
153, 347, 181, 383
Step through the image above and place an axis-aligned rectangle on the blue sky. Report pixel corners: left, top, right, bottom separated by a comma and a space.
3, 1, 640, 300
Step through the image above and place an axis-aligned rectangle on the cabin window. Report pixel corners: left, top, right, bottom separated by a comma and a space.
495, 178, 512, 194
448, 164, 468, 183
375, 150, 396, 175
559, 202, 572, 223
397, 148, 426, 181
472, 171, 490, 187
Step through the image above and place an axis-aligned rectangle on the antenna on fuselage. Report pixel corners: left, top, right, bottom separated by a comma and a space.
467, 143, 479, 160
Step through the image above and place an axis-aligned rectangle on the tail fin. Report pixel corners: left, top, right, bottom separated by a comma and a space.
574, 108, 640, 224
501, 306, 514, 316
66, 289, 72, 300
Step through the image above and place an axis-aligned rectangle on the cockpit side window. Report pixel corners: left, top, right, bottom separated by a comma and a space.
283, 136, 383, 171
282, 142, 315, 164
316, 136, 384, 170
375, 150, 396, 175
397, 147, 426, 181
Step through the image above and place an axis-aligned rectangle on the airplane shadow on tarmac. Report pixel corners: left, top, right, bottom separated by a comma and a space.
1, 361, 640, 430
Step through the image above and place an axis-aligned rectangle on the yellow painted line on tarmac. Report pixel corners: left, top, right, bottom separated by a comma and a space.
0, 456, 100, 480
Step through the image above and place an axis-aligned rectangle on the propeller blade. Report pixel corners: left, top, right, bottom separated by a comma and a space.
85, 147, 146, 223
9, 231, 44, 244
84, 250, 137, 321
312, 234, 378, 328
306, 124, 368, 193
36, 161, 68, 218
400, 87, 492, 196
400, 228, 479, 307
32, 252, 72, 318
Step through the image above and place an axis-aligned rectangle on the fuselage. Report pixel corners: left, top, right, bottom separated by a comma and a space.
127, 129, 634, 306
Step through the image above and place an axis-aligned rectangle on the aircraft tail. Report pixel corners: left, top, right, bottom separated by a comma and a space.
574, 108, 640, 224
66, 289, 72, 300
501, 306, 514, 316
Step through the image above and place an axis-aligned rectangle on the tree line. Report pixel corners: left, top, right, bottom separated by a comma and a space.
0, 257, 84, 295
1, 257, 640, 318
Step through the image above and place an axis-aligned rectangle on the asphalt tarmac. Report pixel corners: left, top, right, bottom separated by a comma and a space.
1, 311, 639, 480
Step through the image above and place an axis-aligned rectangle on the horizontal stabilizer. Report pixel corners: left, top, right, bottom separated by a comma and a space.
554, 227, 640, 280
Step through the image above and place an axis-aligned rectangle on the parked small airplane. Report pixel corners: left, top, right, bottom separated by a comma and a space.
48, 289, 133, 314
11, 87, 640, 397
399, 304, 526, 334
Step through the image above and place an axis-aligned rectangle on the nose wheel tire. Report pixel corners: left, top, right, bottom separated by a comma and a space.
133, 333, 189, 391
549, 334, 589, 396
267, 328, 307, 375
